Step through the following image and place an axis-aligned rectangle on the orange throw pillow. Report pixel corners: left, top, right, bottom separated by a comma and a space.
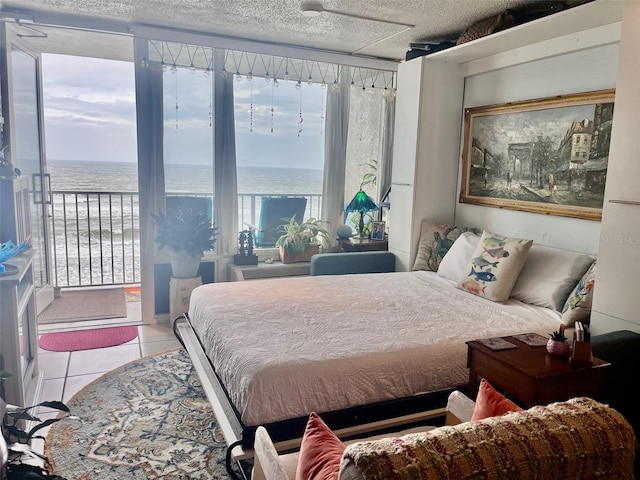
471, 378, 523, 421
296, 412, 345, 480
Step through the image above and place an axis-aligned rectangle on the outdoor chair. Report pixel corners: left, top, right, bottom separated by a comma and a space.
246, 196, 307, 247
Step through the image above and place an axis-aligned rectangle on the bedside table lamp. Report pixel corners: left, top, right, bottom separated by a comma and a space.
345, 190, 378, 238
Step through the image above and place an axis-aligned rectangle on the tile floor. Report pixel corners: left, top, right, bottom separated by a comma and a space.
32, 307, 182, 457
37, 322, 182, 408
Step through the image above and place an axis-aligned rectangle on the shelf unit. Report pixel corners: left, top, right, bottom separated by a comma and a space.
0, 249, 41, 407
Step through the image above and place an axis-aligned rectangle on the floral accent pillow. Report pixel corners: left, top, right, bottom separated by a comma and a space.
457, 230, 533, 302
412, 219, 479, 272
561, 260, 596, 327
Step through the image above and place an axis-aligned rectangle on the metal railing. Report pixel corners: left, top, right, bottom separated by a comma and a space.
49, 190, 322, 288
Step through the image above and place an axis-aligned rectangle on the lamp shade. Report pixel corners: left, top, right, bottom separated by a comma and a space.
345, 190, 378, 213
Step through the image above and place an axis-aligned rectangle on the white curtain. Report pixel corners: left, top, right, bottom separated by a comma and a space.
377, 94, 396, 203
213, 49, 239, 255
321, 66, 351, 246
134, 38, 165, 324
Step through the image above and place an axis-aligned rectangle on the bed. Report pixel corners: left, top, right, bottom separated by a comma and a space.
175, 226, 596, 478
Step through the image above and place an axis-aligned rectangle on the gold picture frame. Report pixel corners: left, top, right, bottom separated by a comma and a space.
460, 89, 615, 221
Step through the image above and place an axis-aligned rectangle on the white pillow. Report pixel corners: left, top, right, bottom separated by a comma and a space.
437, 232, 480, 282
510, 244, 595, 311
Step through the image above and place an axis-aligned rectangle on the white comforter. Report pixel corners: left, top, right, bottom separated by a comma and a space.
188, 271, 560, 426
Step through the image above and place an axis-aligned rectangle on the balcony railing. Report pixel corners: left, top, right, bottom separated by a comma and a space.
49, 190, 322, 288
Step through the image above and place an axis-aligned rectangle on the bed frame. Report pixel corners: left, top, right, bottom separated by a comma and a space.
174, 314, 462, 479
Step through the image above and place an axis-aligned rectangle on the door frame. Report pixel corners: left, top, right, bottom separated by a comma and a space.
1, 23, 54, 314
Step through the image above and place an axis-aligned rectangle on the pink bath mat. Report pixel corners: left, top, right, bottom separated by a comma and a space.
39, 326, 138, 352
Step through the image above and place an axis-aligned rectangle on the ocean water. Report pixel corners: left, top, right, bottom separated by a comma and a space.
46, 160, 322, 286
47, 160, 323, 195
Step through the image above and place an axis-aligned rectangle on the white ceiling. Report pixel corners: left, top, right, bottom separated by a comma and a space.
1, 0, 580, 63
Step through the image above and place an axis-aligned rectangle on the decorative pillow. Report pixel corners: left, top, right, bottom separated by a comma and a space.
510, 245, 595, 311
295, 412, 345, 480
412, 219, 478, 272
561, 261, 596, 327
457, 230, 533, 302
437, 232, 480, 282
471, 378, 523, 421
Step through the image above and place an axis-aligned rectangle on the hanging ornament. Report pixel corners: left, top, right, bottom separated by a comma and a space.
209, 72, 213, 128
270, 82, 275, 133
175, 70, 179, 129
298, 88, 304, 138
249, 81, 254, 133
320, 87, 325, 136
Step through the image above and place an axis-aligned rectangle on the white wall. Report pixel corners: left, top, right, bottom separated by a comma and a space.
454, 43, 619, 255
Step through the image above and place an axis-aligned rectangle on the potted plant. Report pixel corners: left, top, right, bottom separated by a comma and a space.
1, 370, 69, 480
152, 207, 217, 278
547, 329, 570, 357
275, 215, 330, 264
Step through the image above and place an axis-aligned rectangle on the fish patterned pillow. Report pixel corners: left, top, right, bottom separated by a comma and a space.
457, 230, 533, 302
561, 260, 596, 327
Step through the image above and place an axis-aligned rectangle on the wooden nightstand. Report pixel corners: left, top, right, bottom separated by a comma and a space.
466, 335, 610, 408
339, 237, 388, 252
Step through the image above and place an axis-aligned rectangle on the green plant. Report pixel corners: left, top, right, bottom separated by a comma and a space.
549, 330, 567, 342
275, 215, 331, 254
346, 212, 375, 237
359, 159, 377, 190
1, 370, 70, 479
152, 207, 217, 257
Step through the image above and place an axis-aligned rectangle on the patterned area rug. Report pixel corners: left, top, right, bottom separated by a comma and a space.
45, 349, 244, 479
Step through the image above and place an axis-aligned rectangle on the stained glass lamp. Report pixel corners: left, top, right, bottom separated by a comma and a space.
345, 190, 378, 238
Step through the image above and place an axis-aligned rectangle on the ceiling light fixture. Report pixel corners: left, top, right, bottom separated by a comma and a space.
300, 0, 414, 28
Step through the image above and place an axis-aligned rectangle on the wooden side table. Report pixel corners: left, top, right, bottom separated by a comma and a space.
466, 335, 610, 408
339, 237, 388, 252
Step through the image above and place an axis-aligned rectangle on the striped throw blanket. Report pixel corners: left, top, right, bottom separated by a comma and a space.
341, 397, 636, 479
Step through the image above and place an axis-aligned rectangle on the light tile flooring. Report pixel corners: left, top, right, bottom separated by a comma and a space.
38, 322, 182, 408
33, 302, 182, 457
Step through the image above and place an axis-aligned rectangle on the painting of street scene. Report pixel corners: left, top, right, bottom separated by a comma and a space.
460, 90, 615, 220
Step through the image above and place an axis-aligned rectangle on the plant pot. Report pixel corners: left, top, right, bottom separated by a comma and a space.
546, 339, 570, 357
279, 244, 319, 264
170, 252, 202, 279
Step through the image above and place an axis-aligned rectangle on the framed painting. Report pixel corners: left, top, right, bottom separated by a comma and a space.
460, 89, 615, 221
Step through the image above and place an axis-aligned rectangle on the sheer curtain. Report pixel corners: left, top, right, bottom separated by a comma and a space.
213, 49, 238, 256
134, 38, 165, 324
321, 67, 351, 246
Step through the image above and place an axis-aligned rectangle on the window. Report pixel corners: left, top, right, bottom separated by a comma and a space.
233, 77, 325, 229
162, 66, 214, 231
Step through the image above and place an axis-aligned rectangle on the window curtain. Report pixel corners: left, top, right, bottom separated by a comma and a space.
321, 66, 351, 245
134, 38, 165, 324
377, 94, 395, 202
213, 49, 238, 255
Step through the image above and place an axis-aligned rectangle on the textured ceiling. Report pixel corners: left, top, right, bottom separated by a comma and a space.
1, 0, 578, 62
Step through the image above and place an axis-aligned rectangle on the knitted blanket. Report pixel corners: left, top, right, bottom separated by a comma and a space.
341, 397, 636, 479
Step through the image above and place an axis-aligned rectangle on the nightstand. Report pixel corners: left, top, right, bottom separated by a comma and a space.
339, 237, 388, 252
466, 334, 610, 407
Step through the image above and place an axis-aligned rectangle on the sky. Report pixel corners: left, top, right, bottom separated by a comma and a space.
41, 53, 326, 170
